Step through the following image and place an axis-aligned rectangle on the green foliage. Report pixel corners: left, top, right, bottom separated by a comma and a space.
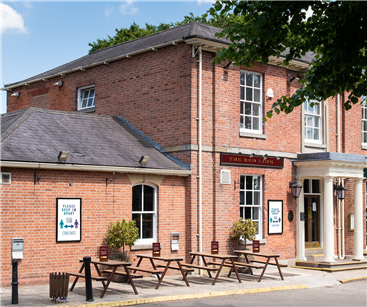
105, 219, 139, 255
210, 1, 367, 117
230, 217, 257, 249
88, 12, 238, 53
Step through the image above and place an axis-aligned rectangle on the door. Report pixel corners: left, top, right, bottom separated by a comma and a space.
304, 196, 320, 248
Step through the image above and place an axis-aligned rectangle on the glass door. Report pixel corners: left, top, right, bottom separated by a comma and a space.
304, 196, 320, 248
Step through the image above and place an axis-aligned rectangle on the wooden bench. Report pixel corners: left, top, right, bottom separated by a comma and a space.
103, 269, 144, 279
250, 260, 288, 267
180, 263, 219, 271
208, 261, 263, 269
127, 266, 164, 275
156, 264, 196, 273
67, 272, 108, 281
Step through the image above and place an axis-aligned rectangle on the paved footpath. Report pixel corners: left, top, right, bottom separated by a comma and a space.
1, 266, 366, 307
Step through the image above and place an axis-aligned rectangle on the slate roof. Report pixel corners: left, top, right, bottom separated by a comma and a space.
0, 108, 190, 171
5, 22, 314, 88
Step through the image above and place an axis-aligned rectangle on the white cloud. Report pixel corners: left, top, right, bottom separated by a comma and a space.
197, 0, 215, 5
23, 2, 33, 9
105, 5, 115, 17
0, 3, 28, 34
119, 0, 139, 15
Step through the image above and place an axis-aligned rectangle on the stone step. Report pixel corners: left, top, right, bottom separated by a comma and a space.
294, 258, 367, 272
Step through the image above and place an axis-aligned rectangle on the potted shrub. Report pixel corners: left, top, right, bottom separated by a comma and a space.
105, 219, 139, 282
230, 218, 258, 273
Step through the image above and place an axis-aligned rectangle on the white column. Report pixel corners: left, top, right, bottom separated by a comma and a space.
323, 177, 335, 262
296, 179, 306, 261
353, 178, 364, 260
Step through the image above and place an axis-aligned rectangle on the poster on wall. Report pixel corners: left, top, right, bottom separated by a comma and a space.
268, 200, 283, 235
56, 198, 81, 242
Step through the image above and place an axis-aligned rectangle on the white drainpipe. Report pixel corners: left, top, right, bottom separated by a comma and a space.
198, 46, 203, 260
336, 94, 345, 259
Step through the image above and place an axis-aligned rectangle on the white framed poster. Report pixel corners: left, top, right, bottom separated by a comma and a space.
268, 200, 283, 235
56, 198, 81, 242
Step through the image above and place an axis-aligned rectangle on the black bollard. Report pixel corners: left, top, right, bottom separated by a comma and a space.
83, 256, 94, 302
11, 259, 18, 304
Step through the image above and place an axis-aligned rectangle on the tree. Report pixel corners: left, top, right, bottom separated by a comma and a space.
230, 217, 257, 250
210, 1, 367, 118
105, 219, 139, 261
88, 12, 239, 53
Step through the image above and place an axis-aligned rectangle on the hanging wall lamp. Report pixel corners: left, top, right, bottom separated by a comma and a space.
289, 181, 303, 199
334, 182, 347, 201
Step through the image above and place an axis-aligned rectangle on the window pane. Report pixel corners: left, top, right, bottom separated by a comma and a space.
253, 192, 260, 206
246, 73, 253, 86
314, 103, 320, 115
253, 104, 260, 116
253, 176, 260, 190
246, 87, 252, 101
253, 118, 259, 130
314, 117, 320, 128
240, 102, 244, 115
363, 121, 367, 132
312, 180, 320, 193
240, 191, 244, 204
89, 89, 95, 97
82, 99, 87, 108
240, 87, 245, 100
254, 89, 260, 102
304, 179, 310, 193
253, 207, 259, 220
132, 214, 141, 238
305, 127, 312, 139
132, 186, 142, 211
142, 214, 153, 239
240, 115, 244, 128
245, 207, 251, 219
87, 98, 94, 107
246, 191, 252, 205
245, 102, 251, 115
246, 176, 253, 190
245, 116, 252, 129
143, 186, 154, 211
314, 128, 320, 140
240, 176, 245, 189
240, 207, 244, 219
240, 72, 246, 85
253, 74, 260, 88
305, 116, 313, 127
83, 91, 89, 99
364, 132, 367, 143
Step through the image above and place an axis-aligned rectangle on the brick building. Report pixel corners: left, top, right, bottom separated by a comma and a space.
1, 22, 366, 285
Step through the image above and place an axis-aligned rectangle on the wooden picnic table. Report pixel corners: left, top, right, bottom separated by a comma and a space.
132, 254, 190, 289
234, 250, 286, 282
189, 252, 241, 285
68, 258, 138, 298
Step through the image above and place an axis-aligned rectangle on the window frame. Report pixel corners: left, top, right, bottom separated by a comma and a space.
362, 96, 367, 144
304, 98, 323, 144
132, 183, 157, 245
239, 175, 263, 240
77, 85, 95, 110
0, 172, 11, 185
240, 71, 263, 134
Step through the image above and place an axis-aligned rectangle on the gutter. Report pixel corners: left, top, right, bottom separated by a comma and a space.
0, 161, 191, 176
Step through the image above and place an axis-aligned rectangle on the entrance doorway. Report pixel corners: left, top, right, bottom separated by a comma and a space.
304, 196, 320, 248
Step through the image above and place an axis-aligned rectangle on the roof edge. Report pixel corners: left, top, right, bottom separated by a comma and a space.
0, 161, 191, 176
118, 116, 192, 170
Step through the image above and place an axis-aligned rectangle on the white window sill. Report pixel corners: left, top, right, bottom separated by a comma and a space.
239, 132, 267, 139
131, 242, 161, 251
304, 143, 326, 149
77, 106, 95, 113
362, 143, 367, 150
240, 239, 267, 246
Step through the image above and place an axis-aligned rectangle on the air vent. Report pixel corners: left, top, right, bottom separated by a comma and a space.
1, 173, 11, 184
220, 170, 231, 184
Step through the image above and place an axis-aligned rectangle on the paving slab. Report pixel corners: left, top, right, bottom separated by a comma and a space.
1, 266, 366, 307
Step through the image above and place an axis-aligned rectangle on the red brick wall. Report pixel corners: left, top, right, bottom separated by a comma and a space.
0, 168, 187, 285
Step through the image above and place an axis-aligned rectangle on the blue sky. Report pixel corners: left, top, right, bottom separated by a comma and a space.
1, 0, 214, 113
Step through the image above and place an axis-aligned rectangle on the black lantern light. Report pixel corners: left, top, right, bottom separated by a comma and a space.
289, 181, 303, 199
334, 183, 347, 201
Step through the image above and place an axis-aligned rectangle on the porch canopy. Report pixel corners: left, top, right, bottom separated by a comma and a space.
293, 152, 366, 262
